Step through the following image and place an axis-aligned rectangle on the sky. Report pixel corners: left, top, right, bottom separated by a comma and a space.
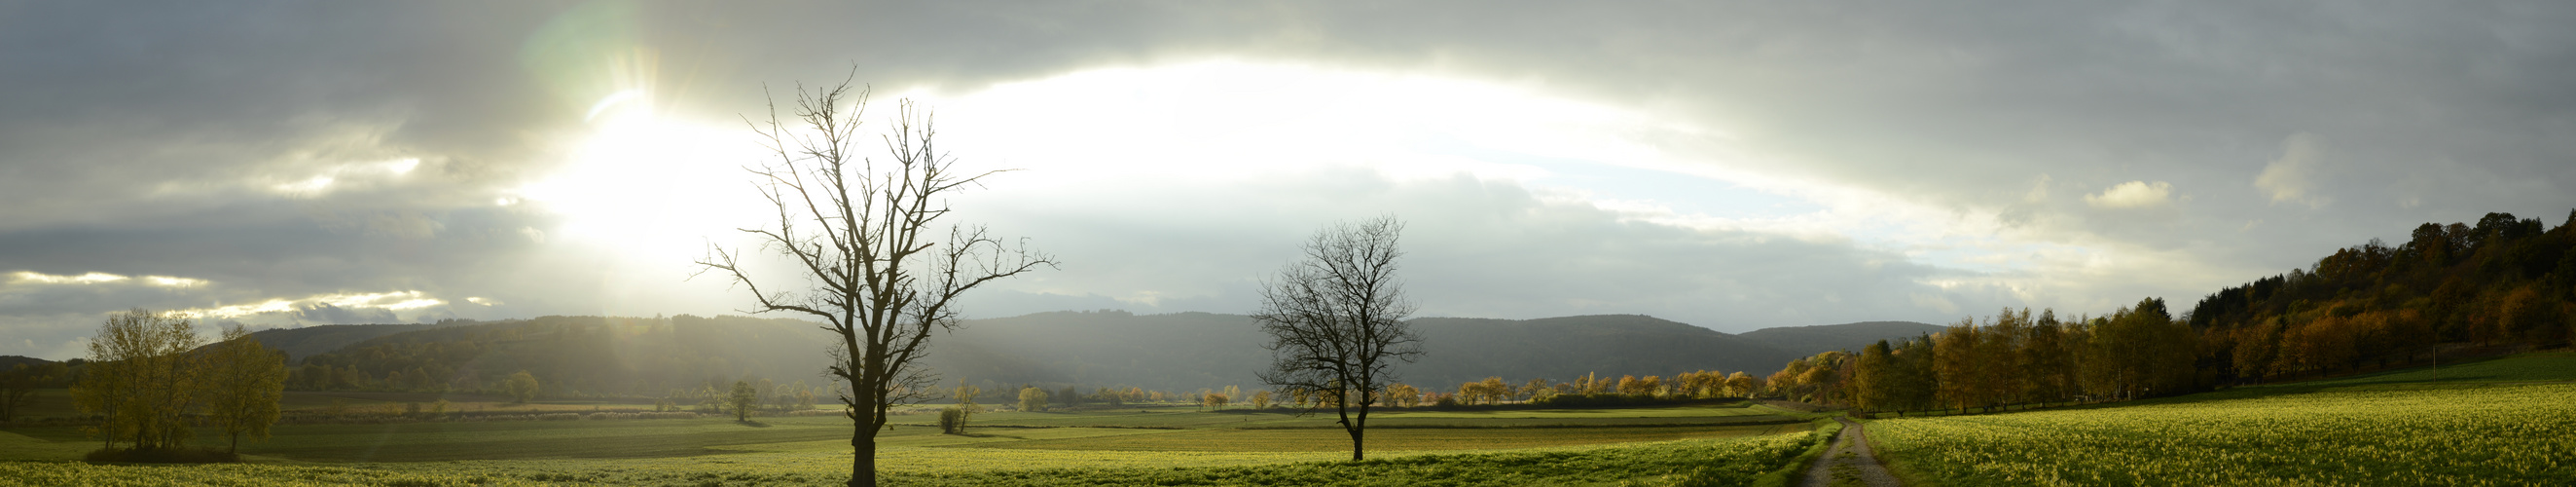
4, 1, 2573, 360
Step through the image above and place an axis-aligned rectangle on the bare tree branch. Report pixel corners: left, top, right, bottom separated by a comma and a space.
1252, 216, 1423, 462
694, 78, 1053, 487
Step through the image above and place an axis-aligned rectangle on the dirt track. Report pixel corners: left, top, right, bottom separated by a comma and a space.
1798, 416, 1900, 487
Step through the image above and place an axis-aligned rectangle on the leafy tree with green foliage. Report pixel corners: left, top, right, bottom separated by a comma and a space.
200, 324, 286, 454
789, 380, 817, 411
756, 378, 779, 412
937, 408, 966, 434
505, 371, 539, 403
1018, 386, 1049, 412
1853, 340, 1894, 414
730, 381, 759, 421
72, 309, 203, 451
947, 382, 980, 433
1202, 392, 1228, 410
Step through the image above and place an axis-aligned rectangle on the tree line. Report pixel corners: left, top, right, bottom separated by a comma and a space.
0, 359, 73, 424
2190, 211, 2572, 384
69, 309, 289, 458
1797, 210, 2574, 415
283, 315, 830, 399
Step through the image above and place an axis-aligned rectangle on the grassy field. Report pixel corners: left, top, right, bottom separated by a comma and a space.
945, 403, 1803, 430
1, 389, 75, 420
1868, 352, 2576, 486
0, 398, 1821, 486
2262, 349, 2576, 388
970, 423, 1810, 452
3, 389, 688, 423
9, 415, 864, 462
0, 430, 1826, 486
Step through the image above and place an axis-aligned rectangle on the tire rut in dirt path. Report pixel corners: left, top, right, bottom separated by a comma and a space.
1797, 416, 1901, 487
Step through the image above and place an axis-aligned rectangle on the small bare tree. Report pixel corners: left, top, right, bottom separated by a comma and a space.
1252, 216, 1424, 461
698, 79, 1051, 487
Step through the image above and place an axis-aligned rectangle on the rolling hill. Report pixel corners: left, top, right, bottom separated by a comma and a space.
1736, 320, 1945, 356
256, 312, 1933, 395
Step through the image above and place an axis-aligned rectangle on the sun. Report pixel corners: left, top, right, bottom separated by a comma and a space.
517, 90, 761, 258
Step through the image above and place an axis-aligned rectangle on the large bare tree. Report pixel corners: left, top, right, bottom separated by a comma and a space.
1252, 216, 1425, 461
698, 80, 1051, 487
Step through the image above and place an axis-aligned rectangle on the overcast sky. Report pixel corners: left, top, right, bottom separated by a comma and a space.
5, 1, 2573, 359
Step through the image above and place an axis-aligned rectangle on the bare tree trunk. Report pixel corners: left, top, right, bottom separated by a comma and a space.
1349, 405, 1370, 461
1252, 216, 1422, 466
704, 80, 1049, 487
849, 428, 876, 487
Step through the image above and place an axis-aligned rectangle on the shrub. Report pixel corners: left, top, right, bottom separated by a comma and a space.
938, 407, 967, 433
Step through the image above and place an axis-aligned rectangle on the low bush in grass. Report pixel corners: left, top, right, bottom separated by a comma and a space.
938, 408, 967, 433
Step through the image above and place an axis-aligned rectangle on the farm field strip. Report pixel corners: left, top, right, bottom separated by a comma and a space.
0, 431, 88, 462
8, 416, 862, 463
0, 427, 1827, 486
1871, 383, 2576, 486
968, 422, 1811, 452
2258, 350, 2576, 389
3, 401, 1801, 464
895, 403, 1795, 430
1377, 403, 1769, 419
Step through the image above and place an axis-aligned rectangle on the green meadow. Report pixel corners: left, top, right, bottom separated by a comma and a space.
0, 399, 1828, 486
1866, 352, 2576, 486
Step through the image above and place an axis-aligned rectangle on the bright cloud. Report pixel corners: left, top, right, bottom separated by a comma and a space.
171, 290, 446, 319
2255, 133, 2328, 208
2086, 181, 2175, 208
11, 271, 203, 287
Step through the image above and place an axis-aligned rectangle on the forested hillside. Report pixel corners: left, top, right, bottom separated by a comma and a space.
2189, 210, 2575, 384
1773, 210, 2575, 413
246, 321, 472, 360
284, 315, 833, 398
1402, 315, 1807, 385
0, 356, 54, 371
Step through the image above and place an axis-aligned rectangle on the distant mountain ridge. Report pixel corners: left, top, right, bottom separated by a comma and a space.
0, 356, 56, 369
1737, 320, 1946, 356
239, 312, 1940, 394
926, 312, 1819, 393
246, 321, 476, 361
